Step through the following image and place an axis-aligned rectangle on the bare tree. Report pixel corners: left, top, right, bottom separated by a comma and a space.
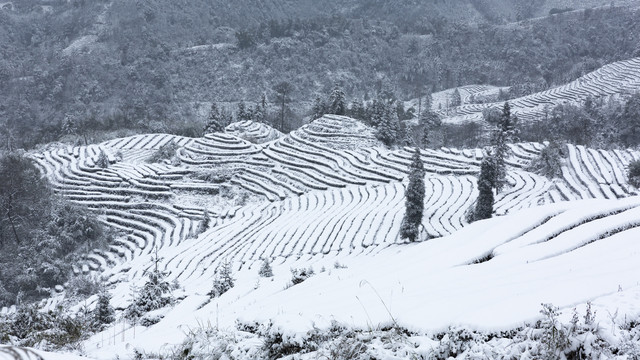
273, 81, 294, 132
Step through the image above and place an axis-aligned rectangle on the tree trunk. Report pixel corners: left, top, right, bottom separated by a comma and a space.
6, 211, 20, 245
280, 96, 285, 132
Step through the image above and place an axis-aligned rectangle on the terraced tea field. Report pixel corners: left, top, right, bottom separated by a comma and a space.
440, 56, 640, 123
22, 116, 639, 296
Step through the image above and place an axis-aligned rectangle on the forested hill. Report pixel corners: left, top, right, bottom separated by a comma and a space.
2, 0, 640, 150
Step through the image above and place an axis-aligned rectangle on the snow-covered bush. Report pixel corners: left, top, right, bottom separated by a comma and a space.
146, 141, 180, 165
3, 303, 89, 350
290, 267, 314, 285
258, 258, 273, 278
627, 160, 640, 188
139, 314, 164, 327
208, 260, 234, 298
528, 141, 565, 179
65, 274, 102, 298
95, 150, 110, 168
92, 291, 115, 328
537, 303, 571, 359
196, 210, 211, 235
430, 326, 489, 359
126, 257, 175, 320
171, 321, 263, 360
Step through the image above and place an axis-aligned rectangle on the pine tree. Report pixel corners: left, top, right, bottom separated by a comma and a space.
204, 102, 225, 134
367, 100, 385, 127
450, 88, 461, 107
348, 100, 366, 120
259, 258, 273, 277
273, 81, 293, 132
93, 291, 115, 327
420, 110, 442, 148
375, 102, 399, 146
126, 248, 174, 319
95, 150, 110, 168
311, 96, 326, 120
328, 85, 346, 115
254, 95, 267, 124
491, 102, 518, 192
400, 147, 426, 242
237, 101, 252, 121
474, 156, 496, 221
209, 260, 234, 298
62, 115, 77, 137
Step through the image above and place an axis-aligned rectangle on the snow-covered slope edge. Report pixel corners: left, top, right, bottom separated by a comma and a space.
80, 196, 640, 359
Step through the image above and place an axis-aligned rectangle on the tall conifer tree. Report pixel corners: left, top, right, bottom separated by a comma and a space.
400, 147, 426, 242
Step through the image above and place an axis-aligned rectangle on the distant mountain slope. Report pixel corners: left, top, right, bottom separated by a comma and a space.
441, 56, 640, 123
3, 1, 640, 150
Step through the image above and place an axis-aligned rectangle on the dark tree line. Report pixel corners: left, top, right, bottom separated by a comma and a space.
0, 152, 111, 306
2, 3, 640, 150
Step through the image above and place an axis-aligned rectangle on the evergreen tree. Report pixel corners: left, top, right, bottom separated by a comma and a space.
126, 248, 174, 319
491, 102, 518, 192
254, 95, 267, 124
209, 260, 234, 298
236, 101, 251, 121
204, 102, 225, 134
367, 100, 385, 127
420, 110, 442, 148
273, 81, 293, 132
311, 96, 326, 120
474, 156, 496, 221
348, 99, 366, 120
328, 85, 346, 115
95, 150, 110, 169
93, 291, 115, 327
62, 115, 77, 137
400, 148, 426, 242
450, 88, 461, 107
259, 258, 273, 278
375, 103, 399, 147
400, 126, 415, 147
528, 141, 564, 179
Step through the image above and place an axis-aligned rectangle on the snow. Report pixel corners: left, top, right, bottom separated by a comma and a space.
65, 196, 640, 358
62, 35, 98, 56
16, 115, 640, 358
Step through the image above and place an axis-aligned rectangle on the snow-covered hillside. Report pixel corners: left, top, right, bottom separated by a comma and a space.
438, 56, 640, 123
12, 115, 640, 358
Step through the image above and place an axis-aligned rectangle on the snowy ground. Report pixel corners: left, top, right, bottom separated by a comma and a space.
6, 117, 640, 358
70, 197, 640, 359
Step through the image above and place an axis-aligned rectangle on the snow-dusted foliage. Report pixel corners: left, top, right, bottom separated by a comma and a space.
258, 259, 273, 278
290, 267, 315, 285
208, 260, 234, 298
126, 254, 175, 320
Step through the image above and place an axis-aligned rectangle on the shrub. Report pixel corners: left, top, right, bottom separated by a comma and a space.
259, 259, 273, 278
93, 291, 115, 328
139, 314, 163, 327
290, 267, 314, 285
146, 141, 180, 164
529, 141, 565, 179
208, 260, 234, 298
65, 275, 103, 298
628, 160, 640, 188
538, 303, 570, 359
95, 150, 110, 168
6, 303, 90, 349
126, 253, 174, 321
196, 210, 211, 235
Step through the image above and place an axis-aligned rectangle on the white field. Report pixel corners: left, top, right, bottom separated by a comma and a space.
435, 56, 640, 124
12, 115, 640, 359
